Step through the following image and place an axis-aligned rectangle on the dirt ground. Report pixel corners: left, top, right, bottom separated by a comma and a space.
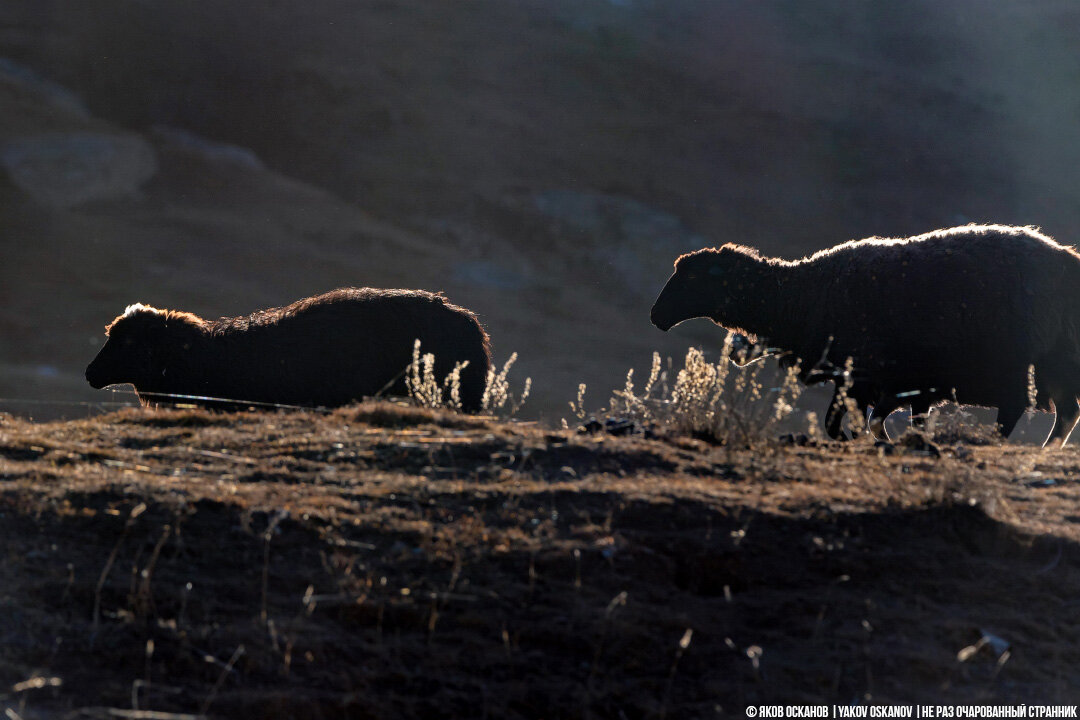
1, 403, 1079, 717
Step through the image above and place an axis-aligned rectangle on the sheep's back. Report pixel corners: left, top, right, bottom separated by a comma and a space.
207, 291, 491, 409
791, 228, 1078, 393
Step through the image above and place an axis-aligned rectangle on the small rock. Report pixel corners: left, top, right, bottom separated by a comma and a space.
576, 416, 655, 438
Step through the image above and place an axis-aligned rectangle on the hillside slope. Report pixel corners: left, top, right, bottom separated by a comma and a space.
0, 404, 1079, 715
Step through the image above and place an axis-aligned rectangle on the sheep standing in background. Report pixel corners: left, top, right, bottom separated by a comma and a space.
86, 288, 492, 412
650, 224, 1080, 444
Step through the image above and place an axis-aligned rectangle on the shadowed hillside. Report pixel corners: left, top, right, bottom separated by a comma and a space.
1, 404, 1079, 715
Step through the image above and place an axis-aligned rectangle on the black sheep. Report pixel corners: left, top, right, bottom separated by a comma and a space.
86, 288, 492, 412
650, 224, 1080, 444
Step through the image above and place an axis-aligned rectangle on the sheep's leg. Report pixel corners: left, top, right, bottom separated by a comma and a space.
866, 390, 934, 440
909, 396, 932, 429
870, 395, 931, 442
825, 391, 870, 440
825, 384, 876, 440
824, 397, 848, 440
866, 416, 888, 441
1049, 396, 1080, 446
867, 402, 896, 441
996, 399, 1028, 439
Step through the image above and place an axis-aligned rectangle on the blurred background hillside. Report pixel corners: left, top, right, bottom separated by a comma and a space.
1, 1, 1079, 419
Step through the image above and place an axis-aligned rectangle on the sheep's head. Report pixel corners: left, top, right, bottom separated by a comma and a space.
85, 304, 204, 392
650, 244, 755, 331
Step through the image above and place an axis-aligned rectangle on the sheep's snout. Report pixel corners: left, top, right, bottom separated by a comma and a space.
85, 342, 121, 389
650, 275, 689, 331
650, 301, 677, 332
85, 361, 108, 389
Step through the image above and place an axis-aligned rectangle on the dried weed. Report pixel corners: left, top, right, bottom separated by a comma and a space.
406, 340, 531, 416
603, 337, 811, 445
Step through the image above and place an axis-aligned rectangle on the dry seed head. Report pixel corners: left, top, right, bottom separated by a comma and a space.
479, 351, 530, 415
442, 360, 470, 411
569, 383, 588, 420
1027, 364, 1037, 409
642, 352, 661, 398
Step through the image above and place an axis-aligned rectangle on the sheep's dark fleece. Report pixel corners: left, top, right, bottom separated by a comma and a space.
86, 288, 492, 412
651, 224, 1080, 443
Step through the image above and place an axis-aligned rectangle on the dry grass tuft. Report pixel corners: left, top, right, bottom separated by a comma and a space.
405, 339, 471, 411
928, 406, 1006, 446
604, 337, 810, 445
405, 340, 531, 415
480, 351, 531, 415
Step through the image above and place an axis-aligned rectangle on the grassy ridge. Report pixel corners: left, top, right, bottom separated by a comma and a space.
0, 404, 1079, 715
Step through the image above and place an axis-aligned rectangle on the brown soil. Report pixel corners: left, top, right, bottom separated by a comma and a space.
1, 403, 1079, 717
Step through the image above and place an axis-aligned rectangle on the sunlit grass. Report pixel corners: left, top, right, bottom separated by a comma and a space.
581, 335, 815, 445
406, 339, 531, 415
